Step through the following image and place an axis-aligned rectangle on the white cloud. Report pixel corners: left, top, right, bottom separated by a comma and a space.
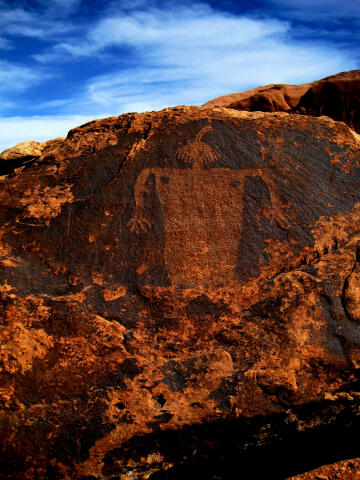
36, 6, 288, 59
0, 60, 45, 96
0, 6, 74, 39
0, 114, 104, 152
49, 5, 356, 110
0, 60, 49, 118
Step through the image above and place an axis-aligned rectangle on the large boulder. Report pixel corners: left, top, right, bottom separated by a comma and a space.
0, 140, 45, 160
1, 106, 360, 479
0, 138, 65, 177
205, 70, 360, 134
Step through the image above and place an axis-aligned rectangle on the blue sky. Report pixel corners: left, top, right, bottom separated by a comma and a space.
0, 0, 359, 151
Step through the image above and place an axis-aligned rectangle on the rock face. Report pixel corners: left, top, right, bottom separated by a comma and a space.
1, 106, 360, 479
0, 138, 65, 178
205, 70, 360, 134
0, 141, 45, 160
205, 82, 311, 111
289, 457, 360, 480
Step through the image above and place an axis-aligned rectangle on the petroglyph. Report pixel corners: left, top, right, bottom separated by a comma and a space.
129, 125, 286, 288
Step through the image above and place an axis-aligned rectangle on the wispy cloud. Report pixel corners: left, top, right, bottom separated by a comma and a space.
0, 58, 52, 118
0, 5, 75, 39
43, 0, 81, 15
36, 6, 288, 59
0, 36, 12, 49
0, 60, 45, 93
0, 114, 102, 153
35, 4, 356, 111
0, 0, 81, 17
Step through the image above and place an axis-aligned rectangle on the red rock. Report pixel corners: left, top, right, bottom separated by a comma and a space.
1, 105, 360, 479
0, 140, 45, 160
205, 70, 360, 133
0, 137, 65, 178
288, 457, 360, 480
204, 82, 311, 111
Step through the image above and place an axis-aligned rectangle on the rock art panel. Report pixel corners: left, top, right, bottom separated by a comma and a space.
128, 125, 286, 288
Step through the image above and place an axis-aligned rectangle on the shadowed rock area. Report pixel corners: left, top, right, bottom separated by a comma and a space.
1, 102, 360, 479
205, 70, 360, 134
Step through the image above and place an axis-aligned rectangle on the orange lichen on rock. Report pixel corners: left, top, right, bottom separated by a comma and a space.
103, 286, 127, 301
20, 184, 74, 221
0, 297, 52, 374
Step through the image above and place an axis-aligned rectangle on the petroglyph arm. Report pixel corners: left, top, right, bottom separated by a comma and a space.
236, 168, 289, 228
128, 167, 173, 234
127, 168, 154, 234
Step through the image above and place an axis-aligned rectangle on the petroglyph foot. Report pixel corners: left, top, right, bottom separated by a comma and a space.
127, 215, 152, 234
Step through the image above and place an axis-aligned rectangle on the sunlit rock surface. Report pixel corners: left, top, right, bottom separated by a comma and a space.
289, 457, 360, 480
205, 69, 360, 134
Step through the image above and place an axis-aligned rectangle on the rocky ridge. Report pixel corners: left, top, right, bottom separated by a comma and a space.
205, 69, 360, 135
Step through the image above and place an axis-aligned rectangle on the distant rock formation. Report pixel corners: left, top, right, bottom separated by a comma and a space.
1, 76, 360, 480
0, 140, 45, 160
205, 69, 360, 134
0, 138, 65, 177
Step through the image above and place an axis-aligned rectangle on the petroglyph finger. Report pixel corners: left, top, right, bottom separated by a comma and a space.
142, 218, 152, 229
127, 218, 135, 230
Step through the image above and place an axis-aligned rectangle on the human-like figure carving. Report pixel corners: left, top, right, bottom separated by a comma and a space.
128, 125, 287, 288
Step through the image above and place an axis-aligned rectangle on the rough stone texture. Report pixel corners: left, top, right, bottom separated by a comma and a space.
205, 70, 360, 134
0, 141, 45, 160
205, 82, 312, 111
0, 138, 65, 179
1, 106, 360, 479
0, 138, 66, 161
289, 458, 360, 480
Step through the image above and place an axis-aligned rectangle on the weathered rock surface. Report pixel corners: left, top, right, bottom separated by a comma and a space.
1, 106, 360, 479
289, 457, 360, 480
205, 70, 360, 134
0, 141, 45, 160
205, 82, 312, 111
0, 138, 65, 178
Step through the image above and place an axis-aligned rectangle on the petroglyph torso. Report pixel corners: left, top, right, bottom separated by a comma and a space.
128, 125, 285, 288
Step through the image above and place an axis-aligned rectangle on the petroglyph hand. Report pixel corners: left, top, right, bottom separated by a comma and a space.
127, 210, 152, 234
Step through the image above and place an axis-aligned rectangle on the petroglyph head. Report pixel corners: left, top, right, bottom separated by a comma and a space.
177, 125, 220, 169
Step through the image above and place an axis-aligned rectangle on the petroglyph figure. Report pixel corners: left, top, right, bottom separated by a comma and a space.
128, 125, 286, 288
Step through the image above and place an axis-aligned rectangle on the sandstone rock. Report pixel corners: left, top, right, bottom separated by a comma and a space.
204, 82, 312, 111
0, 138, 66, 161
1, 106, 360, 479
0, 138, 65, 178
293, 70, 360, 134
0, 140, 45, 160
288, 457, 360, 480
205, 70, 360, 133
